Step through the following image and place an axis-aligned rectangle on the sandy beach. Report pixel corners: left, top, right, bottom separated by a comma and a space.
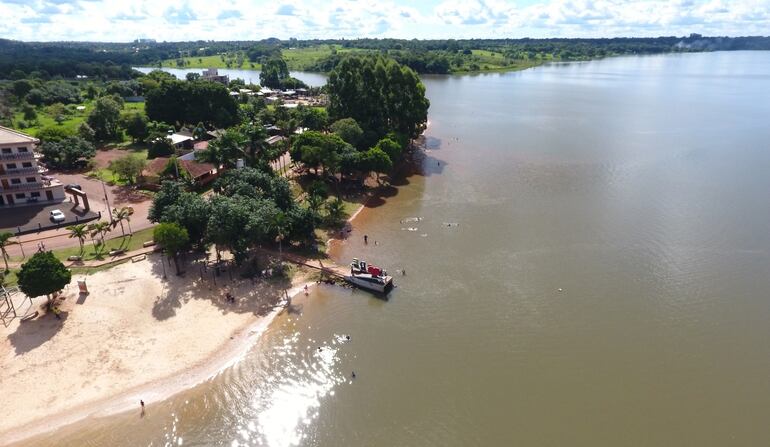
0, 254, 313, 446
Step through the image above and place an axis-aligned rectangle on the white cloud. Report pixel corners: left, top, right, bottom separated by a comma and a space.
2, 0, 770, 41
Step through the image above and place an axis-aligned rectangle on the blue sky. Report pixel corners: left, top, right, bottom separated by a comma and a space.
1, 0, 769, 42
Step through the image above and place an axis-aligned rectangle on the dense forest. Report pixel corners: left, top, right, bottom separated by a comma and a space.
2, 35, 770, 78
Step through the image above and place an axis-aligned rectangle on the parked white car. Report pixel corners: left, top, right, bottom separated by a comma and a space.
50, 209, 66, 222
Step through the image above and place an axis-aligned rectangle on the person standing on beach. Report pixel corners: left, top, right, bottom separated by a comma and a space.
140, 400, 145, 417
364, 235, 368, 244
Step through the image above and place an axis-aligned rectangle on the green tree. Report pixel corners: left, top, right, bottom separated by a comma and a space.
197, 128, 247, 168
147, 135, 175, 159
12, 80, 34, 98
295, 106, 328, 131
149, 181, 184, 222
77, 122, 96, 142
327, 55, 429, 144
259, 57, 290, 89
87, 96, 122, 141
22, 103, 37, 121
66, 223, 88, 255
306, 193, 325, 217
239, 121, 269, 167
325, 198, 346, 226
88, 221, 111, 253
269, 211, 288, 255
153, 222, 189, 275
0, 232, 17, 272
290, 131, 351, 177
145, 78, 238, 128
159, 192, 210, 248
17, 251, 71, 303
120, 111, 149, 142
330, 118, 363, 147
36, 126, 74, 143
360, 147, 393, 182
374, 137, 402, 163
109, 154, 146, 185
39, 136, 95, 170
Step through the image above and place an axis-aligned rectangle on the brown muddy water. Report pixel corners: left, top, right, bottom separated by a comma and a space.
23, 51, 770, 446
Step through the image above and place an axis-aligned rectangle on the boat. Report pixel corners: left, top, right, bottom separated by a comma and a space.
345, 258, 394, 293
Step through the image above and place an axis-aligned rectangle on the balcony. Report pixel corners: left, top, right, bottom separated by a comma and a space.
0, 151, 36, 160
0, 179, 61, 192
0, 166, 44, 177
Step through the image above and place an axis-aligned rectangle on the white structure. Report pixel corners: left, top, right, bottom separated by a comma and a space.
0, 126, 65, 206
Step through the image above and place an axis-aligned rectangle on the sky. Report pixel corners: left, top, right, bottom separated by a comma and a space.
1, 0, 769, 42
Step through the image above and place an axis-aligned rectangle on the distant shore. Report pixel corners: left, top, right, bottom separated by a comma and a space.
0, 256, 316, 446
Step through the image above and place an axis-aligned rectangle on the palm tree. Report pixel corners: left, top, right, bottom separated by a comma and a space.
88, 221, 111, 254
196, 128, 248, 169
112, 207, 134, 236
240, 121, 268, 166
306, 193, 325, 215
325, 198, 346, 226
0, 232, 17, 273
66, 224, 89, 255
269, 211, 288, 256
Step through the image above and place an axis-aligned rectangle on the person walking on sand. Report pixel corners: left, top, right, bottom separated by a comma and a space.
140, 400, 145, 417
364, 234, 368, 244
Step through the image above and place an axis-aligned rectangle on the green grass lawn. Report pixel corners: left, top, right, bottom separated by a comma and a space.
449, 50, 543, 73
14, 103, 91, 136
156, 46, 366, 72
13, 101, 146, 141
159, 54, 262, 70
154, 46, 543, 75
31, 227, 155, 263
1, 268, 18, 287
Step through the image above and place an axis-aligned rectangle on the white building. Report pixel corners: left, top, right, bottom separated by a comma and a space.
0, 126, 65, 206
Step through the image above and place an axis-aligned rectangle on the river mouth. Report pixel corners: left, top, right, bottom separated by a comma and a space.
19, 51, 770, 446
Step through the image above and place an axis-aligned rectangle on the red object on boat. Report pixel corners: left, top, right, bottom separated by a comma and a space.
367, 266, 381, 276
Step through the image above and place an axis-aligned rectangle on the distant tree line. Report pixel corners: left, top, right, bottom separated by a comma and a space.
3, 36, 770, 78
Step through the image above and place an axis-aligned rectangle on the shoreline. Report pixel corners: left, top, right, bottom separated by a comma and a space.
0, 263, 317, 447
2, 125, 426, 447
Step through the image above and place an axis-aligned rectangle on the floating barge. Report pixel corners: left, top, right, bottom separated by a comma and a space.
345, 258, 394, 294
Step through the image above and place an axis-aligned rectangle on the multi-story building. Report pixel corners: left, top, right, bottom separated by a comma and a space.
0, 126, 65, 207
201, 68, 230, 85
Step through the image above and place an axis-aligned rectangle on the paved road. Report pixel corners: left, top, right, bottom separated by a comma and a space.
3, 172, 154, 259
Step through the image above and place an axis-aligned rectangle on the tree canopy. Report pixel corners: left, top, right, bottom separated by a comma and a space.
17, 251, 71, 299
330, 118, 364, 148
290, 131, 354, 176
87, 96, 123, 141
40, 136, 95, 170
109, 154, 146, 184
153, 222, 189, 275
327, 55, 429, 145
145, 75, 239, 128
259, 58, 290, 89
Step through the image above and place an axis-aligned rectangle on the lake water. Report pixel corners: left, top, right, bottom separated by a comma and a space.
31, 51, 770, 446
132, 67, 328, 87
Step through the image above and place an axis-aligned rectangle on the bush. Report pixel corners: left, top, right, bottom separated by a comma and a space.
36, 126, 74, 143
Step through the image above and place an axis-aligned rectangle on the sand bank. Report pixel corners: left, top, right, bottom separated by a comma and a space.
0, 255, 312, 446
